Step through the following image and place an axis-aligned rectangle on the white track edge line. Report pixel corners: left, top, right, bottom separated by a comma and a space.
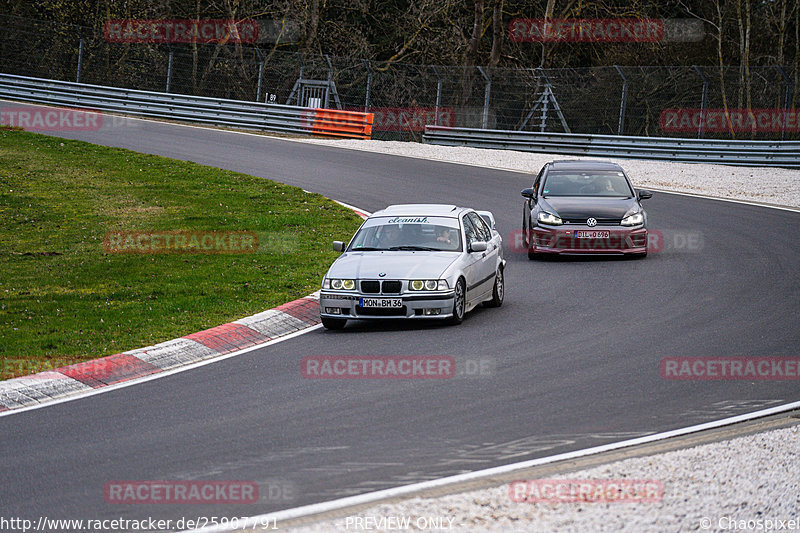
188, 399, 800, 533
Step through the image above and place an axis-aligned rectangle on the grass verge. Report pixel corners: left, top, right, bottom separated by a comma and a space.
0, 127, 363, 379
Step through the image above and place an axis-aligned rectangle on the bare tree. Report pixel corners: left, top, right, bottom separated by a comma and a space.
488, 0, 503, 69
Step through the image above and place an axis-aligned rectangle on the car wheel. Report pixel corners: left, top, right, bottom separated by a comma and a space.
485, 266, 504, 307
525, 215, 539, 260
448, 278, 466, 325
522, 204, 531, 247
321, 316, 347, 330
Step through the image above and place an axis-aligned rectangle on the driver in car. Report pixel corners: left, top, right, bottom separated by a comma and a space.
379, 225, 403, 247
436, 227, 455, 245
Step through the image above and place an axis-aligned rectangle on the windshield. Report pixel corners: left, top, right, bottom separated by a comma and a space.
542, 170, 634, 197
347, 216, 462, 252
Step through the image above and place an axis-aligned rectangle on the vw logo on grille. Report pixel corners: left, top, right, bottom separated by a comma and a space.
587, 218, 597, 227
379, 272, 386, 277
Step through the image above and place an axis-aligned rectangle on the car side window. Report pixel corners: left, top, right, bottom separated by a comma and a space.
462, 215, 479, 246
468, 212, 491, 242
533, 165, 547, 195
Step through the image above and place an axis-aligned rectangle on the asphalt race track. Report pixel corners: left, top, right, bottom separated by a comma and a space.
2, 103, 799, 525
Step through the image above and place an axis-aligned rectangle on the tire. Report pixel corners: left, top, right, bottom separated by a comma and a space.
321, 316, 347, 330
484, 266, 504, 307
448, 278, 466, 325
524, 214, 539, 261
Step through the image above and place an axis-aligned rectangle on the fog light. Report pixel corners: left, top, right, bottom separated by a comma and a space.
325, 307, 341, 315
423, 308, 441, 315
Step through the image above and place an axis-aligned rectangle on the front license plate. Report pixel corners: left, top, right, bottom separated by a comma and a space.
359, 298, 403, 308
575, 230, 610, 239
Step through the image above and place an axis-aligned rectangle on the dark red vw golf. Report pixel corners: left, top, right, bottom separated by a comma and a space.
521, 160, 653, 258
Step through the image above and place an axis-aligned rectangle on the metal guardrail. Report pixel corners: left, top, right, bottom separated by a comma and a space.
423, 126, 800, 168
0, 73, 373, 139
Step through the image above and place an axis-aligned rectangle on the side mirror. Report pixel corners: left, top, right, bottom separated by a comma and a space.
521, 188, 536, 200
469, 241, 488, 253
638, 189, 653, 201
332, 241, 346, 252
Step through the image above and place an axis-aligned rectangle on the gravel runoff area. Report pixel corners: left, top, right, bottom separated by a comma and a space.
277, 139, 800, 532
287, 425, 800, 533
296, 139, 800, 209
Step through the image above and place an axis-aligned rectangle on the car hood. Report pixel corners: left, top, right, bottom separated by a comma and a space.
327, 251, 460, 280
540, 196, 638, 220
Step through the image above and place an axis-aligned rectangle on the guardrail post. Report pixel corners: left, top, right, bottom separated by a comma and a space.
776, 66, 793, 141
254, 47, 264, 103
693, 66, 709, 138
166, 45, 174, 93
432, 66, 442, 126
614, 65, 628, 135
363, 59, 372, 112
477, 66, 491, 130
75, 26, 84, 84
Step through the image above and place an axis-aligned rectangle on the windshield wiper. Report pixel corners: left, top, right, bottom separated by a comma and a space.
387, 245, 437, 251
351, 246, 385, 251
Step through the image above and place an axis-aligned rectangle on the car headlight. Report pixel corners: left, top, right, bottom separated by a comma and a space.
409, 279, 447, 291
538, 211, 562, 225
621, 212, 644, 226
327, 278, 355, 290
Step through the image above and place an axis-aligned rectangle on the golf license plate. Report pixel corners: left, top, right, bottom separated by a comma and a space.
359, 298, 403, 308
575, 230, 610, 239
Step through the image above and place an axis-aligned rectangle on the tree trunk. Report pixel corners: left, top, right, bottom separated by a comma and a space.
539, 0, 556, 68
716, 0, 735, 137
489, 0, 503, 69
467, 0, 484, 67
303, 0, 321, 52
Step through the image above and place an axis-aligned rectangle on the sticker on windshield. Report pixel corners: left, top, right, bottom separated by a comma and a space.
387, 217, 429, 224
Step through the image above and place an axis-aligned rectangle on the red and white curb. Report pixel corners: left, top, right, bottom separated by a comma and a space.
0, 203, 371, 414
0, 293, 322, 412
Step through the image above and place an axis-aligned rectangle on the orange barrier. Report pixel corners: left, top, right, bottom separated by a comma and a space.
311, 109, 373, 139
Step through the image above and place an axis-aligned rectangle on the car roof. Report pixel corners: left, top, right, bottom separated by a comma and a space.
547, 160, 625, 171
370, 204, 466, 218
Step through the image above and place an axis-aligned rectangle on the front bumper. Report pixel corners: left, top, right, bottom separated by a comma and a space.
320, 290, 456, 320
530, 225, 648, 255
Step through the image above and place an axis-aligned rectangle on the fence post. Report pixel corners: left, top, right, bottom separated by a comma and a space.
614, 65, 627, 135
75, 26, 84, 83
776, 66, 792, 141
477, 66, 491, 129
432, 66, 442, 126
254, 47, 264, 102
363, 59, 372, 112
693, 66, 708, 138
165, 45, 174, 93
